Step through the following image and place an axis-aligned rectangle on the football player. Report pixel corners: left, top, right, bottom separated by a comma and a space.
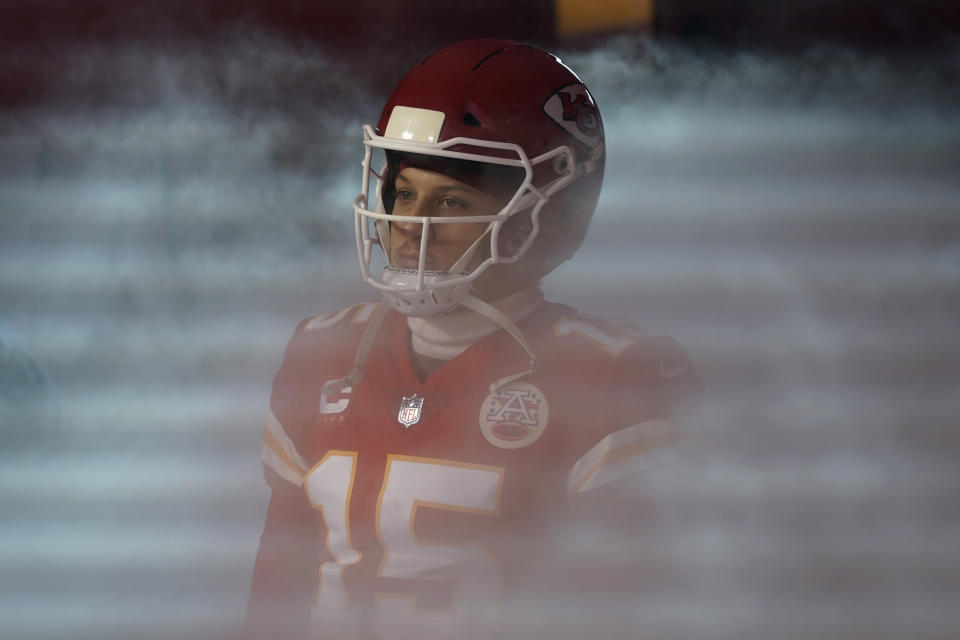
246, 39, 702, 640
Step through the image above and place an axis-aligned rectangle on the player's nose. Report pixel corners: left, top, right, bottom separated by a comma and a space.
391, 207, 436, 239
391, 217, 424, 238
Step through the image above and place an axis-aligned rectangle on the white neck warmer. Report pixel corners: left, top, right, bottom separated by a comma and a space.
407, 287, 545, 361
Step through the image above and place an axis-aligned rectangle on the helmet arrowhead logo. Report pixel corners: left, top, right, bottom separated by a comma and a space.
543, 83, 603, 148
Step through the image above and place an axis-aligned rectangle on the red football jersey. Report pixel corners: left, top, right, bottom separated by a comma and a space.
246, 301, 702, 640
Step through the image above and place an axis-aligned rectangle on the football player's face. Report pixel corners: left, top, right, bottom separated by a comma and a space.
389, 167, 506, 272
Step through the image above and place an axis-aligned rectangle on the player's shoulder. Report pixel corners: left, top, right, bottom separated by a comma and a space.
539, 310, 703, 496
273, 301, 383, 382
543, 308, 693, 376
297, 301, 381, 337
265, 302, 382, 485
285, 301, 380, 351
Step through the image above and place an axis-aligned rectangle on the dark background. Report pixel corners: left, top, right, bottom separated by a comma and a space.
4, 0, 960, 106
3, 0, 960, 45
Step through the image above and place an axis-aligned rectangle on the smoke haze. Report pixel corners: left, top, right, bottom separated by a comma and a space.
2, 32, 958, 639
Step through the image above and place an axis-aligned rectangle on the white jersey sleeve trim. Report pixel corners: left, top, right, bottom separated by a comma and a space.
261, 409, 309, 486
304, 307, 353, 332
567, 417, 685, 495
304, 302, 378, 332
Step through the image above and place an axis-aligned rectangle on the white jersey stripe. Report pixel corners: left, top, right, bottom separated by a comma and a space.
351, 302, 378, 324
567, 418, 683, 495
305, 307, 353, 332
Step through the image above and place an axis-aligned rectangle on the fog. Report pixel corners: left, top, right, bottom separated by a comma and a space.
1, 33, 958, 639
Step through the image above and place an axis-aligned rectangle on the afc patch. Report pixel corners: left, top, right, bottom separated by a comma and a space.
542, 83, 602, 148
478, 382, 549, 450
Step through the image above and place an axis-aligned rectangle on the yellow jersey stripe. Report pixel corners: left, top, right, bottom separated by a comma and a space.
262, 436, 306, 486
568, 418, 681, 495
260, 410, 309, 486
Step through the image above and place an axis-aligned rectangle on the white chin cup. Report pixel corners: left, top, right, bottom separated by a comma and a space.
380, 267, 471, 318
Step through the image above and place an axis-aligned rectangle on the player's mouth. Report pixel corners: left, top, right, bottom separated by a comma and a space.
393, 249, 439, 271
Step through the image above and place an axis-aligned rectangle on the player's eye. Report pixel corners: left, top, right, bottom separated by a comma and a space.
439, 196, 467, 209
395, 189, 414, 201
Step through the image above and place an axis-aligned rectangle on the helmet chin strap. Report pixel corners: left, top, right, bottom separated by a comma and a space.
389, 222, 541, 391
428, 226, 489, 301
458, 293, 539, 393
319, 302, 391, 397
322, 294, 538, 398
324, 291, 539, 400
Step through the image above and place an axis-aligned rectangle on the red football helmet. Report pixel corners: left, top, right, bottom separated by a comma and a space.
354, 39, 605, 317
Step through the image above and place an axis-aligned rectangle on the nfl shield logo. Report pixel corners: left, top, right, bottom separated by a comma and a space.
397, 394, 424, 429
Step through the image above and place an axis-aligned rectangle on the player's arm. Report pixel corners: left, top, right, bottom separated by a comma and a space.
533, 334, 704, 623
245, 466, 319, 640
245, 323, 326, 640
244, 403, 325, 640
564, 329, 703, 499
